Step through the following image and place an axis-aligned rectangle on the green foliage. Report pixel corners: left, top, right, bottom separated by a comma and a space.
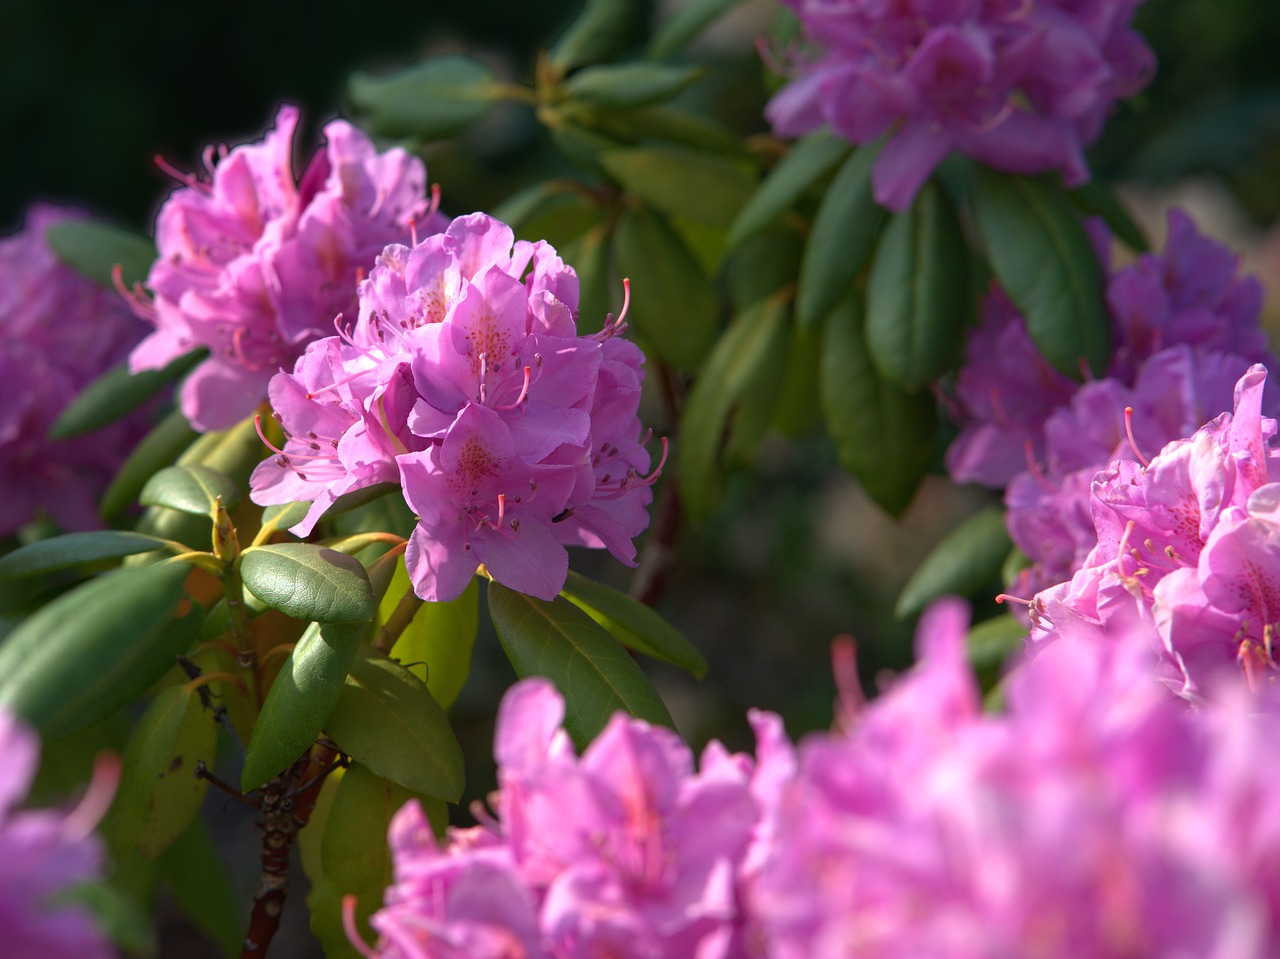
566, 63, 706, 108
728, 129, 852, 248
0, 530, 178, 579
348, 56, 501, 141
488, 583, 675, 748
242, 621, 365, 791
895, 505, 1013, 618
51, 350, 201, 440
0, 561, 200, 736
384, 567, 480, 710
325, 647, 465, 802
239, 544, 376, 623
549, 0, 636, 71
100, 410, 200, 521
44, 218, 155, 288
139, 464, 240, 517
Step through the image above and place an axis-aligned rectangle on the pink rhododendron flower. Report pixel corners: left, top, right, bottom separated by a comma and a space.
1029, 364, 1280, 696
125, 105, 442, 431
352, 677, 781, 959
946, 209, 1276, 599
0, 205, 151, 536
250, 214, 662, 602
766, 0, 1155, 210
0, 711, 118, 959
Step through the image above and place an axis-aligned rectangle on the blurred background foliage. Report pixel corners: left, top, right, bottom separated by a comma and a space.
6, 0, 1280, 750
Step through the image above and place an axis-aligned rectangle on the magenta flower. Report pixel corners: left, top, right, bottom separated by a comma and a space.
354, 678, 779, 959
0, 711, 118, 959
251, 214, 662, 602
0, 205, 151, 536
126, 105, 442, 431
766, 0, 1155, 210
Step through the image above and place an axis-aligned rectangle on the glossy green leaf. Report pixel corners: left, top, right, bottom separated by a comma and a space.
793, 141, 885, 330
348, 55, 500, 140
493, 180, 591, 237
967, 613, 1028, 670
1070, 180, 1148, 252
44, 219, 155, 288
558, 222, 613, 335
0, 530, 177, 579
646, 0, 743, 58
140, 464, 240, 517
239, 543, 375, 623
259, 500, 312, 535
176, 413, 264, 489
772, 323, 824, 436
727, 128, 852, 248
678, 296, 790, 521
550, 0, 635, 71
971, 169, 1109, 377
50, 350, 202, 441
796, 142, 888, 328
384, 566, 480, 710
590, 105, 745, 155
895, 504, 1013, 618
821, 295, 936, 516
865, 181, 968, 389
325, 647, 465, 802
111, 684, 217, 858
601, 146, 754, 228
567, 63, 705, 108
241, 621, 364, 792
488, 583, 674, 748
613, 205, 718, 369
100, 409, 200, 520
160, 818, 243, 957
0, 562, 200, 736
561, 571, 706, 677
309, 765, 446, 959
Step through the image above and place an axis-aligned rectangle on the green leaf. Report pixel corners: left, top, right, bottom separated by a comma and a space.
325, 647, 465, 802
1070, 180, 1148, 252
678, 296, 790, 521
384, 566, 480, 710
820, 295, 936, 516
971, 169, 1109, 378
646, 0, 743, 58
590, 105, 745, 155
613, 205, 718, 369
44, 219, 156, 288
558, 223, 613, 335
550, 0, 635, 71
0, 562, 200, 737
566, 63, 705, 108
796, 142, 888, 329
601, 146, 754, 228
865, 180, 968, 389
0, 530, 177, 579
111, 684, 217, 858
50, 350, 202, 441
65, 881, 155, 955
561, 571, 706, 677
140, 464, 240, 517
309, 765, 445, 959
259, 500, 312, 535
492, 180, 591, 237
241, 621, 364, 792
348, 55, 501, 140
176, 414, 265, 489
727, 128, 852, 248
726, 223, 804, 309
160, 818, 243, 957
488, 583, 674, 748
895, 504, 1012, 618
240, 543, 375, 623
967, 613, 1028, 670
100, 409, 200, 521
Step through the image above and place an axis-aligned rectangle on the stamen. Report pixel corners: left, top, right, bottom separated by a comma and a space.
831, 634, 864, 730
1022, 441, 1056, 493
64, 752, 120, 841
306, 366, 375, 400
495, 366, 532, 411
342, 896, 378, 959
153, 154, 208, 191
1123, 407, 1150, 467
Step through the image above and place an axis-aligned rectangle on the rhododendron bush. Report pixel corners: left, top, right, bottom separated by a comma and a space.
1, 0, 1278, 956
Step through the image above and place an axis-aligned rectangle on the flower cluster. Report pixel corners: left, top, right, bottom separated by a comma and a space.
0, 205, 151, 537
357, 600, 1280, 957
1030, 363, 1280, 697
766, 0, 1155, 210
125, 105, 441, 432
0, 710, 117, 958
946, 209, 1276, 598
250, 213, 661, 602
352, 678, 789, 959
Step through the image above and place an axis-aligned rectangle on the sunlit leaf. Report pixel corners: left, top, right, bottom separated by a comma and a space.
100, 409, 199, 520
349, 56, 500, 140
0, 530, 177, 580
384, 566, 480, 711
140, 464, 240, 517
239, 543, 375, 623
895, 504, 1012, 618
728, 128, 851, 248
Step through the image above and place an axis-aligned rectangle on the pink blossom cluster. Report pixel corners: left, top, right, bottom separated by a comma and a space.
765, 0, 1155, 210
125, 105, 441, 432
946, 209, 1276, 598
0, 710, 117, 958
355, 600, 1280, 958
249, 214, 660, 602
0, 205, 150, 537
1030, 363, 1280, 697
